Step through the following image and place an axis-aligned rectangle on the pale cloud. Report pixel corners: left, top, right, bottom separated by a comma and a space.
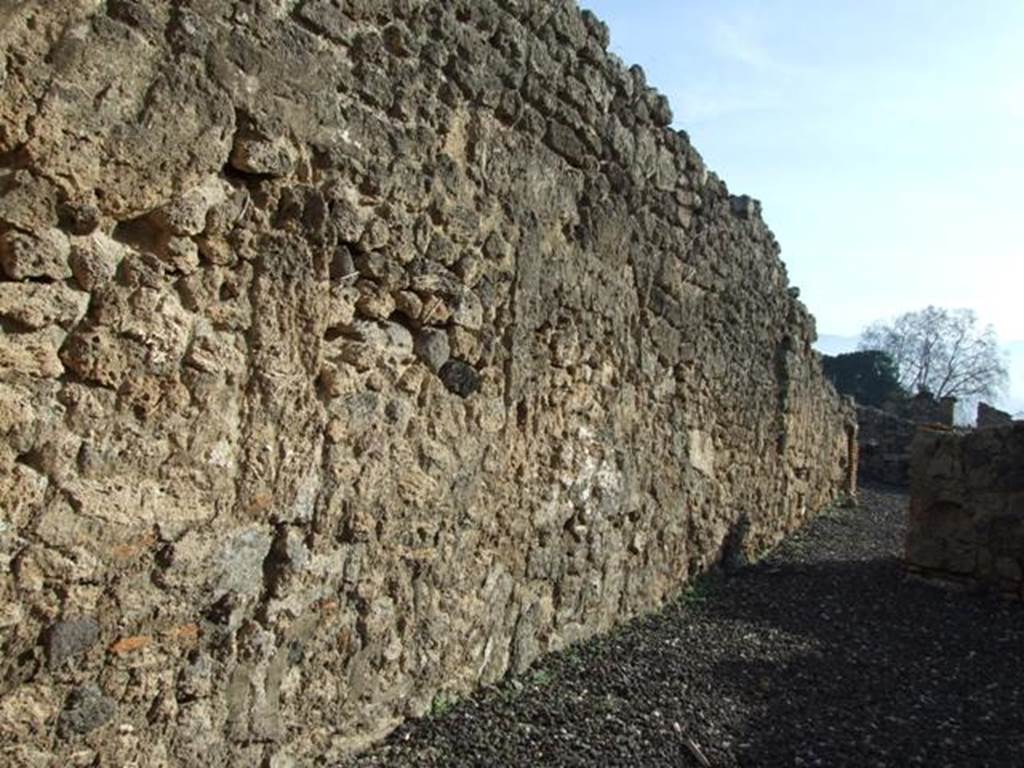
707, 9, 808, 80
709, 12, 775, 70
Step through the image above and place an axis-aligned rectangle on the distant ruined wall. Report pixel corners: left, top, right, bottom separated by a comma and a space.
0, 1, 854, 764
977, 402, 1013, 429
856, 405, 917, 486
891, 392, 956, 427
907, 424, 1024, 598
857, 392, 956, 486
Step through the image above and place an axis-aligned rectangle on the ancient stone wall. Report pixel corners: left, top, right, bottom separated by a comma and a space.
906, 424, 1024, 598
0, 1, 854, 764
892, 392, 956, 427
856, 405, 917, 485
857, 392, 956, 485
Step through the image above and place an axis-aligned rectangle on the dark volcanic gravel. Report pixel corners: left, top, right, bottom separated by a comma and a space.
340, 486, 1024, 767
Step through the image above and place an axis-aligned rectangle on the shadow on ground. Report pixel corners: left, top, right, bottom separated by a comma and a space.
702, 554, 1024, 767
341, 487, 1024, 768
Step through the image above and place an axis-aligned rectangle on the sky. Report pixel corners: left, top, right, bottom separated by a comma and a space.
583, 1, 1024, 411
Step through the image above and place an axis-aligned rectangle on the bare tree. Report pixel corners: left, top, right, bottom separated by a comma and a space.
860, 306, 1008, 401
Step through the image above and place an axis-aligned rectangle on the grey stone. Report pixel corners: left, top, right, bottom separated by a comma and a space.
57, 684, 117, 738
295, 0, 351, 43
439, 359, 481, 398
216, 527, 273, 599
107, 0, 160, 32
729, 194, 760, 220
450, 289, 484, 330
649, 92, 673, 127
57, 200, 101, 235
414, 329, 450, 372
45, 617, 101, 668
545, 121, 588, 167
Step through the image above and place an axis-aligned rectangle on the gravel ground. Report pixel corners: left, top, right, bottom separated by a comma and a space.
340, 486, 1024, 767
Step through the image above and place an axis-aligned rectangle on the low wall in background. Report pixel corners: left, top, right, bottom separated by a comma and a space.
977, 402, 1014, 429
856, 405, 917, 485
857, 393, 956, 486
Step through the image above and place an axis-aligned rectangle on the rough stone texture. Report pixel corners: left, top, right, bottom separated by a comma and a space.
0, 1, 854, 764
56, 685, 117, 739
906, 423, 1024, 598
45, 618, 101, 669
857, 392, 956, 485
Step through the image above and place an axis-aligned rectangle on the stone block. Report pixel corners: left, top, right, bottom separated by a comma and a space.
57, 685, 117, 738
0, 283, 89, 330
414, 328, 450, 372
0, 228, 71, 280
44, 617, 100, 668
229, 137, 297, 177
439, 359, 481, 397
69, 232, 128, 290
0, 327, 66, 379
